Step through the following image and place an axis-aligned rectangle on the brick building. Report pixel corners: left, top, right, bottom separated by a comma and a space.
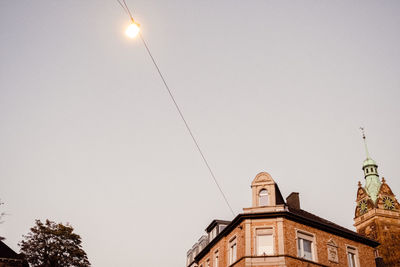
186, 172, 380, 267
353, 133, 400, 266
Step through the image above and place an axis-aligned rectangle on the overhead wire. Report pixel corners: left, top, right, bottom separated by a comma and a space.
116, 1, 236, 217
122, 0, 134, 21
116, 0, 130, 17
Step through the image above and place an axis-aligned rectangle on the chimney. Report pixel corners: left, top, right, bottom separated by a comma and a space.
286, 192, 300, 210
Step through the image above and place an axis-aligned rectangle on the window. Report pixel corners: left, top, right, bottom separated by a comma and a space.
206, 259, 210, 267
259, 189, 269, 206
347, 246, 359, 267
256, 228, 274, 255
214, 250, 219, 267
366, 168, 369, 174
209, 227, 217, 242
229, 237, 237, 264
297, 231, 315, 261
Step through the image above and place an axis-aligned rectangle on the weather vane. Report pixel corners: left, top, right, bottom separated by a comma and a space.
360, 127, 371, 158
360, 127, 366, 139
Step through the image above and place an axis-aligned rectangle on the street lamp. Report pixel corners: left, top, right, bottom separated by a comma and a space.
125, 19, 140, 38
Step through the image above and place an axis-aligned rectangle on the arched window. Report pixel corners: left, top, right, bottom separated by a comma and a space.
259, 189, 269, 206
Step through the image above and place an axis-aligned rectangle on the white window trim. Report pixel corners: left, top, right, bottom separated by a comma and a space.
259, 188, 269, 206
209, 226, 218, 242
213, 249, 219, 267
346, 245, 360, 267
253, 226, 275, 256
228, 235, 238, 265
295, 229, 317, 262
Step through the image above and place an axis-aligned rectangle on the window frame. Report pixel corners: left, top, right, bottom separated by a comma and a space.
255, 227, 274, 256
296, 230, 317, 262
209, 226, 218, 242
228, 236, 237, 265
259, 189, 269, 206
213, 249, 219, 267
346, 245, 360, 267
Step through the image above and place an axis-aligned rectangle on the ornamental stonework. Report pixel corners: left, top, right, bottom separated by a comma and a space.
326, 239, 338, 263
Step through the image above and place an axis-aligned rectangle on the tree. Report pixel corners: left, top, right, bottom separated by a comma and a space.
19, 219, 90, 267
0, 200, 5, 241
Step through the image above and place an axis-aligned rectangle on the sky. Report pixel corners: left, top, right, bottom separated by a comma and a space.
1, 1, 400, 266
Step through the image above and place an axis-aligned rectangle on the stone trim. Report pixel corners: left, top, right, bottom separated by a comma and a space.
229, 254, 330, 267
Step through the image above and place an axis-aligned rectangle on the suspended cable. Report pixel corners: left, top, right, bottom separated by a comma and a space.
122, 0, 134, 21
116, 0, 130, 17
116, 1, 235, 217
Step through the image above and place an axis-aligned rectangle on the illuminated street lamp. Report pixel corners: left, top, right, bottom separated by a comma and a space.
125, 19, 140, 38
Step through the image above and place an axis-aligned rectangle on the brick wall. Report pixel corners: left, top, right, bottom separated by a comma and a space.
196, 217, 376, 267
283, 219, 376, 267
197, 224, 245, 267
357, 217, 400, 266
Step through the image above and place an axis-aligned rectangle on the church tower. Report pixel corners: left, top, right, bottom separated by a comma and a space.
354, 130, 400, 266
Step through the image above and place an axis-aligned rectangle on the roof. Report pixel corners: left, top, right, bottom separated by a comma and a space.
363, 157, 377, 167
195, 207, 379, 262
0, 240, 27, 266
287, 207, 365, 238
0, 241, 20, 259
205, 219, 231, 233
274, 183, 285, 205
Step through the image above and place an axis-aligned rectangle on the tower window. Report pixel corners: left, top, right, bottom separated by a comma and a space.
366, 169, 369, 174
259, 189, 269, 206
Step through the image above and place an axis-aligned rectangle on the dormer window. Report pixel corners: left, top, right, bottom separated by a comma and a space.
259, 189, 269, 206
250, 172, 282, 208
209, 227, 217, 242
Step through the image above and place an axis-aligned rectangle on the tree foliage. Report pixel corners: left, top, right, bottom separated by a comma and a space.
0, 200, 5, 241
19, 219, 90, 267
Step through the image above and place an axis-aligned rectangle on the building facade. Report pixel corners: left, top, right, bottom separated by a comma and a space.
354, 134, 400, 266
187, 172, 379, 267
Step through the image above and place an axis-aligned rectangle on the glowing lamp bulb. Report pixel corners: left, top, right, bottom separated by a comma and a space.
125, 22, 140, 38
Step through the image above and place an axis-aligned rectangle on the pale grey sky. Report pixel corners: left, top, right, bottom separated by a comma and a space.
1, 1, 399, 266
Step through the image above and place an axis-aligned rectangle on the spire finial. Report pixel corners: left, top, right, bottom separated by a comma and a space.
360, 127, 370, 158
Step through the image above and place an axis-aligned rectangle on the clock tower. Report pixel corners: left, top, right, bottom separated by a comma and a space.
354, 131, 400, 266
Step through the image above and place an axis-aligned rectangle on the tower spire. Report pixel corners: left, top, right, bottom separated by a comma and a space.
359, 127, 381, 203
